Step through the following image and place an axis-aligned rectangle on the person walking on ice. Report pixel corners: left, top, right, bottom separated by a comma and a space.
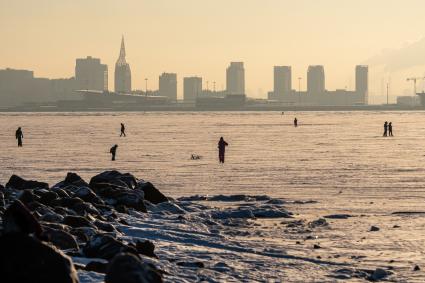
120, 123, 126, 137
15, 127, 23, 147
218, 137, 228, 164
383, 121, 388, 137
110, 144, 118, 161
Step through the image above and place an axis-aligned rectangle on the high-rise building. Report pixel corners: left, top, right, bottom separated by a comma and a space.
183, 77, 202, 101
355, 65, 368, 104
159, 73, 177, 101
114, 36, 132, 93
307, 65, 325, 94
75, 56, 108, 91
274, 66, 292, 96
226, 62, 245, 95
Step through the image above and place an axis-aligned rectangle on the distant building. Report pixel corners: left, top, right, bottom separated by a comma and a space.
397, 96, 419, 106
114, 36, 132, 93
183, 77, 202, 101
226, 62, 245, 95
267, 65, 368, 106
50, 77, 79, 101
0, 68, 51, 106
75, 56, 108, 91
274, 66, 292, 97
355, 65, 368, 104
307, 65, 325, 95
159, 73, 177, 101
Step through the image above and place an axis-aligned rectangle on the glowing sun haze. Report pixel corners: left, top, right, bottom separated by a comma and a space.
1, 0, 425, 99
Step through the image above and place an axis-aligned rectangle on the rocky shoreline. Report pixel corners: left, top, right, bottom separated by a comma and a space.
0, 171, 404, 282
0, 171, 297, 283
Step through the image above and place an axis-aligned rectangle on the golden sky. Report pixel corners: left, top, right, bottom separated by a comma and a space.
1, 0, 425, 100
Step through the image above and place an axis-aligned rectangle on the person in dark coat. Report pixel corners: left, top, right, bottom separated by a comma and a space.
120, 123, 126, 137
218, 137, 228, 163
388, 122, 393, 137
110, 144, 118, 161
383, 121, 388, 137
15, 127, 23, 147
294, 118, 298, 127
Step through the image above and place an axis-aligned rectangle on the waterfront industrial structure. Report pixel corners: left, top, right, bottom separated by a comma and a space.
268, 65, 368, 106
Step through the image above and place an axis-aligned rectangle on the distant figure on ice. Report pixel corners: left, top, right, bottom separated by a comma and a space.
388, 122, 393, 136
294, 118, 298, 127
15, 127, 23, 147
120, 123, 126, 137
383, 121, 388, 137
110, 144, 118, 161
218, 137, 228, 164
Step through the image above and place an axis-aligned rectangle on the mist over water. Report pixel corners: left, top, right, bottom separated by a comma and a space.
1, 111, 424, 204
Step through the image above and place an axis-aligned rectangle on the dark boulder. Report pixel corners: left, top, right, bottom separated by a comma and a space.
94, 219, 116, 232
25, 200, 45, 211
70, 227, 98, 242
176, 261, 205, 268
115, 192, 147, 212
83, 234, 135, 260
54, 206, 78, 216
0, 191, 5, 207
0, 233, 79, 283
72, 201, 100, 216
42, 222, 71, 231
6, 175, 49, 190
369, 268, 391, 281
40, 211, 64, 223
39, 191, 59, 206
85, 261, 108, 274
63, 215, 95, 229
91, 183, 124, 199
138, 182, 168, 204
3, 200, 43, 238
42, 227, 79, 250
90, 171, 137, 190
55, 188, 71, 198
134, 240, 157, 258
116, 205, 129, 214
65, 172, 90, 187
62, 185, 104, 205
105, 253, 163, 283
19, 190, 39, 205
52, 172, 90, 190
61, 197, 85, 209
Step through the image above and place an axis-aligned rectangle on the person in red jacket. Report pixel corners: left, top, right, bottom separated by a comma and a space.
218, 137, 228, 163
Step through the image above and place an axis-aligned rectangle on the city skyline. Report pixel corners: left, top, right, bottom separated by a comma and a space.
2, 1, 425, 100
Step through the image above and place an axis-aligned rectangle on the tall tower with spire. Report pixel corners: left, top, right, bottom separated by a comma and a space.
114, 36, 132, 93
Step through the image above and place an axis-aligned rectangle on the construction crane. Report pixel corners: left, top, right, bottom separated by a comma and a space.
406, 77, 425, 95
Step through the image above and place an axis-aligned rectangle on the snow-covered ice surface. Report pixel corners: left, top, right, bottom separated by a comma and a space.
1, 111, 425, 282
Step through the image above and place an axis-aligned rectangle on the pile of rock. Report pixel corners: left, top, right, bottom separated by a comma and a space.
0, 171, 168, 283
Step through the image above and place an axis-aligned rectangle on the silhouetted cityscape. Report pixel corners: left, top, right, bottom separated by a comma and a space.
4, 37, 420, 110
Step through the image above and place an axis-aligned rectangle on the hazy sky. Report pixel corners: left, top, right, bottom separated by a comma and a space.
1, 0, 425, 100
